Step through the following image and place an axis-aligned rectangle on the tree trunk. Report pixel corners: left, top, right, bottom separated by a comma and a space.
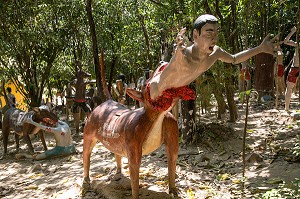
204, 71, 227, 119
297, 0, 300, 102
225, 72, 238, 122
215, 0, 238, 122
181, 83, 196, 144
208, 78, 227, 119
136, 8, 152, 69
85, 0, 105, 102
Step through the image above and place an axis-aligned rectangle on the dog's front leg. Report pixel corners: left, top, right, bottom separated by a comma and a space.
23, 134, 34, 154
163, 117, 179, 197
128, 147, 142, 199
83, 136, 97, 186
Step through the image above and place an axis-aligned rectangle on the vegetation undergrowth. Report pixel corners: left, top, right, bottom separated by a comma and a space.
257, 179, 300, 199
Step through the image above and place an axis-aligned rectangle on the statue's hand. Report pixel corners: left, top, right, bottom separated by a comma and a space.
259, 34, 278, 55
175, 28, 187, 52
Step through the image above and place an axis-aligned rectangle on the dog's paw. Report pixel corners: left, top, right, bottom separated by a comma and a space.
82, 177, 91, 189
169, 188, 178, 198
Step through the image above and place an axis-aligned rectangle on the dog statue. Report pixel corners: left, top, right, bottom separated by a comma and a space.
1, 105, 58, 159
83, 50, 179, 198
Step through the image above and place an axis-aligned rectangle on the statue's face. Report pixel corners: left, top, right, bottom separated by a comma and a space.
195, 23, 219, 54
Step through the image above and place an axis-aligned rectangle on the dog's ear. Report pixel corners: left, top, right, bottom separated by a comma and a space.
126, 88, 143, 102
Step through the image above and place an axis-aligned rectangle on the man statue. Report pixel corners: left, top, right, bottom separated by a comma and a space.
16, 116, 75, 160
147, 14, 276, 111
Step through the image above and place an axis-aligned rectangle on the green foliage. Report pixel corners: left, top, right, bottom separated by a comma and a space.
0, 0, 299, 105
259, 179, 300, 199
292, 140, 300, 157
0, 0, 87, 105
238, 89, 255, 101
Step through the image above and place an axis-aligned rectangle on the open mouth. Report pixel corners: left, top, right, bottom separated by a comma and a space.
209, 45, 214, 51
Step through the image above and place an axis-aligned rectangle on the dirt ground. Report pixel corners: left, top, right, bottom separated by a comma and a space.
0, 94, 300, 199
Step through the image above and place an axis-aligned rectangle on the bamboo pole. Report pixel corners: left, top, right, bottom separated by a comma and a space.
275, 0, 281, 109
297, 0, 300, 102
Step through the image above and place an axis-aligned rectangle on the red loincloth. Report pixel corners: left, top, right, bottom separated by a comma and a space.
287, 67, 299, 83
240, 68, 251, 81
146, 63, 196, 111
277, 64, 284, 77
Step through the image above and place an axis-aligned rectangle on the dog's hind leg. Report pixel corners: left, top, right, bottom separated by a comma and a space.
114, 154, 122, 173
1, 126, 10, 158
23, 134, 34, 154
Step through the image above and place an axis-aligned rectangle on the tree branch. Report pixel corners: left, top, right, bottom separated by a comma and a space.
148, 0, 166, 7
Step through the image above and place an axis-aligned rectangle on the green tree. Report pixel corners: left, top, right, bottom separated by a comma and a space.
0, 1, 75, 106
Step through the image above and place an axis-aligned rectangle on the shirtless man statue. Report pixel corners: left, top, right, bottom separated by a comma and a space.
275, 45, 285, 98
239, 61, 252, 92
148, 14, 276, 111
284, 26, 299, 111
72, 66, 92, 133
64, 82, 75, 121
15, 117, 75, 160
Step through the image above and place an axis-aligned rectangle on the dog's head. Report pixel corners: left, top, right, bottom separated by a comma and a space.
126, 82, 156, 113
31, 105, 59, 126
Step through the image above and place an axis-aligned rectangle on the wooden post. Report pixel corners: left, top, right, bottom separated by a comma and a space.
254, 53, 275, 101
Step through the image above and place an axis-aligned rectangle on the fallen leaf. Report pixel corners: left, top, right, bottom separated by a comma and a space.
247, 129, 255, 133
92, 173, 104, 178
64, 178, 70, 183
232, 179, 242, 184
186, 188, 195, 199
155, 181, 166, 185
25, 185, 38, 190
29, 173, 44, 179
217, 173, 230, 181
198, 185, 210, 189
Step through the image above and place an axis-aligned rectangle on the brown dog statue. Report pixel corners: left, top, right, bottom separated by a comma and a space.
1, 105, 58, 159
83, 50, 179, 199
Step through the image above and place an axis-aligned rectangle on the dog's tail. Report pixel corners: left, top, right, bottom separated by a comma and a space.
100, 48, 112, 100
1, 80, 11, 108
